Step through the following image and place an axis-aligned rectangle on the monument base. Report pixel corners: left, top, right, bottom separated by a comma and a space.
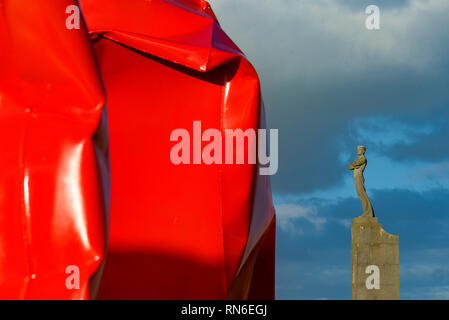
351, 215, 399, 300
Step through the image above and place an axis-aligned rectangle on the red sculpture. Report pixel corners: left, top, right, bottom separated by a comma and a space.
0, 0, 275, 299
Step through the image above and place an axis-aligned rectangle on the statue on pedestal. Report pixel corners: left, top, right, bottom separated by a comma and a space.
348, 145, 374, 217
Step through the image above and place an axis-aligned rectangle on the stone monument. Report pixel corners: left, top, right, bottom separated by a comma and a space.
348, 146, 399, 300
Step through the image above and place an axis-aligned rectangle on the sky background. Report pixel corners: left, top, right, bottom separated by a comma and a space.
210, 0, 449, 299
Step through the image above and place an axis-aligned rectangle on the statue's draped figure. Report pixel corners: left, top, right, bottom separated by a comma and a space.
348, 146, 374, 217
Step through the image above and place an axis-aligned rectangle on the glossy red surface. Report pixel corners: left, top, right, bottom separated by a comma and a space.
0, 0, 108, 299
0, 0, 275, 299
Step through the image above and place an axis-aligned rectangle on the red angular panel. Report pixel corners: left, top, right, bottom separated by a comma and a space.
0, 0, 108, 299
80, 0, 276, 299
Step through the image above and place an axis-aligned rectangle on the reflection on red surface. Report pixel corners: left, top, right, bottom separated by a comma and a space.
0, 0, 108, 299
0, 0, 275, 299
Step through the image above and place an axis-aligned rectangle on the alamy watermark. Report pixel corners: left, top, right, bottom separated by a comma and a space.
365, 5, 380, 30
65, 5, 80, 30
365, 265, 380, 290
65, 265, 80, 290
170, 121, 278, 175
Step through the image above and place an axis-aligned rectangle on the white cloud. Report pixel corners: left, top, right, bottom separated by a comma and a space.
336, 219, 352, 228
275, 203, 326, 234
413, 162, 449, 181
404, 286, 449, 299
401, 264, 441, 278
427, 287, 449, 299
320, 266, 350, 278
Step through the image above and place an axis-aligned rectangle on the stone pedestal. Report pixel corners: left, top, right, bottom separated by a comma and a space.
351, 216, 399, 300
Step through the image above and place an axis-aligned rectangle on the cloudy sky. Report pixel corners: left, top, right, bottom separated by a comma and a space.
210, 0, 449, 299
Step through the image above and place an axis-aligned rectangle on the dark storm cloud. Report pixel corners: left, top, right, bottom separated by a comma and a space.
272, 66, 449, 193
211, 0, 449, 193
